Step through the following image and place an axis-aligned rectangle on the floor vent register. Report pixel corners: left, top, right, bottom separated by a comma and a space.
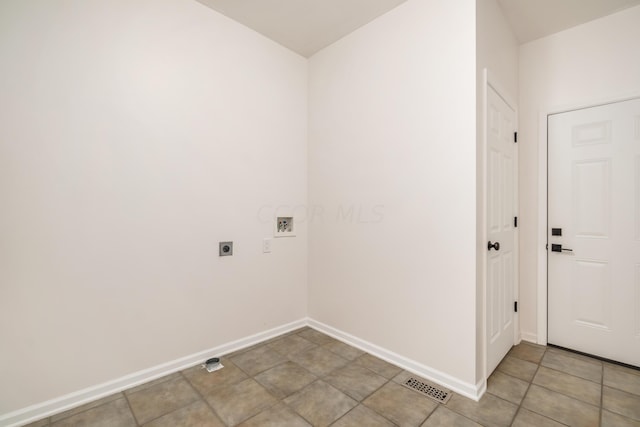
402, 377, 451, 404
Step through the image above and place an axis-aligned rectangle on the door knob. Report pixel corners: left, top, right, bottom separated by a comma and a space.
488, 241, 500, 251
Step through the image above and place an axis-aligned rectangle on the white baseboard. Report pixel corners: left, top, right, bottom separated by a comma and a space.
0, 318, 306, 427
307, 319, 484, 401
520, 331, 539, 345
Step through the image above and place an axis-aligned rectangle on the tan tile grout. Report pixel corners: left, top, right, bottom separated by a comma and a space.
505, 345, 603, 427
330, 377, 396, 426
47, 392, 125, 426
437, 405, 486, 427
532, 363, 602, 385
290, 327, 401, 426
507, 347, 551, 427
121, 391, 141, 426
178, 369, 229, 425
599, 363, 605, 426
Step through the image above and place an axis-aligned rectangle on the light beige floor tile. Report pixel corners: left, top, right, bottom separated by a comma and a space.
284, 381, 357, 426
604, 362, 640, 377
224, 342, 266, 358
204, 378, 278, 426
354, 353, 402, 379
142, 400, 224, 427
509, 342, 546, 364
127, 377, 200, 425
546, 347, 605, 365
125, 372, 182, 395
324, 363, 388, 401
604, 365, 640, 396
51, 398, 136, 427
496, 356, 539, 382
333, 405, 394, 427
288, 326, 311, 335
522, 384, 599, 426
289, 346, 349, 377
323, 340, 365, 361
602, 409, 640, 427
230, 344, 288, 376
182, 359, 248, 394
487, 371, 530, 404
541, 350, 602, 383
603, 386, 640, 421
50, 393, 123, 422
254, 361, 317, 399
297, 328, 335, 345
446, 392, 518, 427
421, 406, 482, 427
601, 409, 640, 426
267, 334, 316, 356
511, 408, 566, 427
237, 403, 311, 427
533, 366, 601, 405
363, 381, 437, 426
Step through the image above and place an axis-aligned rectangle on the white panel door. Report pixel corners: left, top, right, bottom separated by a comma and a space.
548, 98, 640, 367
487, 86, 517, 375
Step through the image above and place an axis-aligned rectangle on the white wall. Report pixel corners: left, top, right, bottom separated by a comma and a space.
518, 5, 640, 341
308, 0, 478, 389
475, 0, 519, 380
0, 0, 308, 415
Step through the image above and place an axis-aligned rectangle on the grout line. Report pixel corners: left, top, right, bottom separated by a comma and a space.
124, 372, 181, 397
531, 364, 602, 385
121, 391, 141, 426
323, 376, 388, 427
327, 405, 357, 426
547, 344, 640, 371
492, 366, 536, 383
522, 381, 601, 409
505, 346, 599, 427
280, 378, 321, 426
599, 363, 604, 426
356, 378, 398, 426
130, 376, 204, 426
508, 346, 542, 426
435, 405, 484, 427
294, 327, 400, 426
417, 402, 438, 426
178, 370, 227, 426
47, 392, 125, 425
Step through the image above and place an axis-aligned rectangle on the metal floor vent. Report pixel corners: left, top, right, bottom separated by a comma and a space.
402, 377, 451, 404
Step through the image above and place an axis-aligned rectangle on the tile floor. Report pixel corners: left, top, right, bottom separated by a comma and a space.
24, 327, 640, 426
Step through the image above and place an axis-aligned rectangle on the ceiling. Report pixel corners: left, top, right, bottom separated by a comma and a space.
195, 0, 407, 57
196, 0, 640, 57
496, 0, 640, 43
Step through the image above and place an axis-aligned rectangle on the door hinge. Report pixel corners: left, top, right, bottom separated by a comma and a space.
514, 131, 518, 143
514, 301, 518, 313
514, 216, 518, 228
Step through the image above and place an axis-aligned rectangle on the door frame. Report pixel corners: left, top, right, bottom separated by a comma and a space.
482, 69, 519, 380
536, 92, 640, 346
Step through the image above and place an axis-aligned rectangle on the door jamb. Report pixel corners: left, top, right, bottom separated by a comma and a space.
537, 93, 640, 346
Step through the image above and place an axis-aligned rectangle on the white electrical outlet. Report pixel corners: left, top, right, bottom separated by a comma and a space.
263, 238, 272, 253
